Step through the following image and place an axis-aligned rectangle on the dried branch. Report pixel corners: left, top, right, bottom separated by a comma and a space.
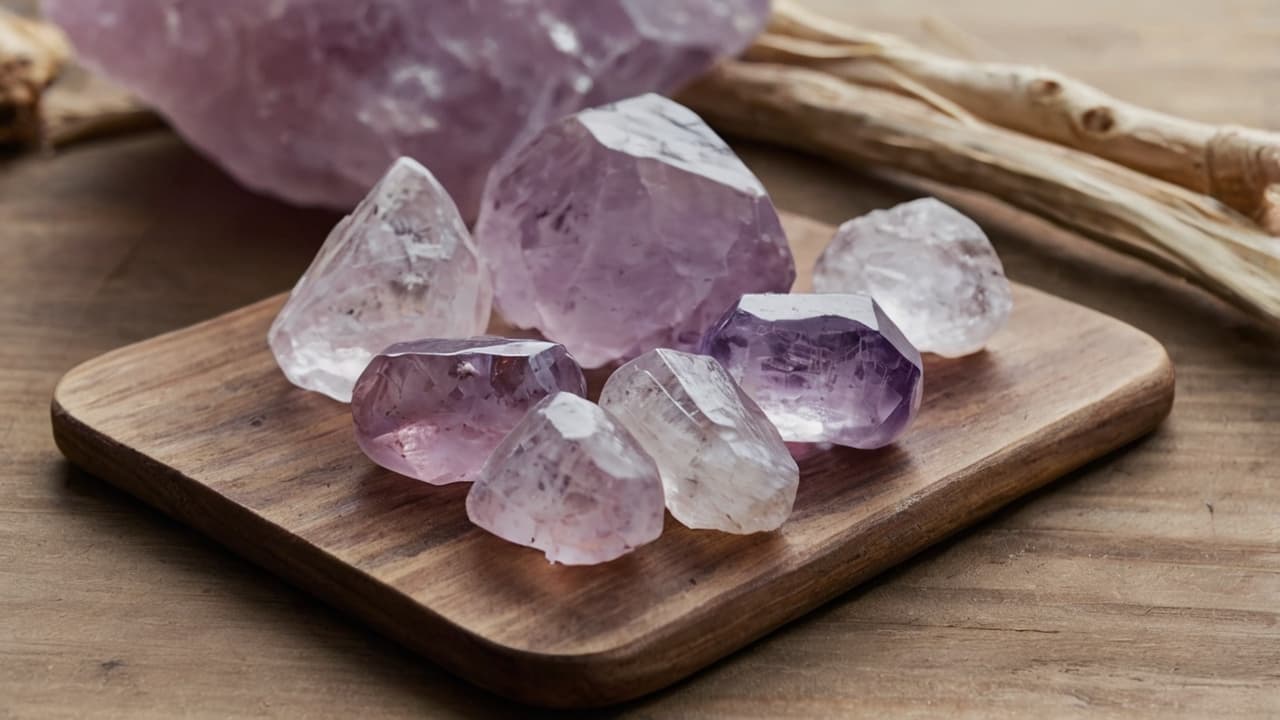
0, 8, 70, 145
681, 62, 1280, 323
761, 0, 1280, 235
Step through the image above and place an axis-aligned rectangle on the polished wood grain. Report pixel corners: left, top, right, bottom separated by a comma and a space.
49, 213, 1173, 707
3, 1, 1279, 717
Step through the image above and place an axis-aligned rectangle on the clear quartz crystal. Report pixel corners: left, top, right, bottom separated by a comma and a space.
813, 198, 1013, 357
599, 349, 798, 533
475, 93, 795, 368
701, 293, 925, 449
268, 157, 491, 402
351, 337, 587, 485
466, 392, 665, 565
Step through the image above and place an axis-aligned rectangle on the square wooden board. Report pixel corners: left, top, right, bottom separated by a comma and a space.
51, 213, 1174, 707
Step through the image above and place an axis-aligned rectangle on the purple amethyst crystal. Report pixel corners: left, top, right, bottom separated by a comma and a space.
475, 93, 796, 368
700, 293, 924, 449
350, 337, 587, 485
47, 0, 771, 218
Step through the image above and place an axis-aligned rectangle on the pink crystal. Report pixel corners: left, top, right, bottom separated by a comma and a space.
700, 293, 924, 449
351, 338, 587, 485
47, 0, 770, 218
268, 158, 491, 402
475, 93, 796, 368
466, 393, 665, 565
813, 198, 1013, 357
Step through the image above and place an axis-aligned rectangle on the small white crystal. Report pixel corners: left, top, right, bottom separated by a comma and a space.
599, 349, 799, 534
268, 157, 492, 402
813, 198, 1013, 357
465, 393, 665, 565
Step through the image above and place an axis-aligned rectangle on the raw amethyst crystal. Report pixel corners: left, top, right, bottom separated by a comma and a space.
268, 157, 490, 402
700, 293, 924, 449
475, 93, 796, 368
350, 337, 586, 486
466, 392, 665, 565
599, 349, 798, 533
47, 0, 770, 218
813, 198, 1013, 357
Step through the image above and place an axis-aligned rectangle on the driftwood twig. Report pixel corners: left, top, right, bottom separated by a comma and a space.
760, 0, 1280, 235
682, 62, 1280, 323
0, 8, 70, 146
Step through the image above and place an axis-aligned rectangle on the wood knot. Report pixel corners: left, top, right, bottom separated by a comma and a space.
1081, 106, 1115, 134
1030, 78, 1062, 98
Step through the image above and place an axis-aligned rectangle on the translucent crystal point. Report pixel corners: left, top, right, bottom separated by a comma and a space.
600, 349, 798, 533
268, 158, 491, 402
813, 198, 1013, 357
701, 293, 924, 449
351, 337, 587, 485
475, 93, 795, 368
466, 393, 665, 565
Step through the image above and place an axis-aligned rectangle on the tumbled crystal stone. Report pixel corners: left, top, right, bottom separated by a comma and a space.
475, 93, 796, 368
599, 349, 798, 533
813, 198, 1013, 357
700, 293, 924, 449
466, 392, 665, 565
48, 0, 769, 218
268, 157, 491, 402
350, 337, 587, 485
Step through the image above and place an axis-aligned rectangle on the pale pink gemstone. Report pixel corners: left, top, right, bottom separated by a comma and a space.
474, 93, 795, 368
268, 157, 491, 402
351, 338, 587, 485
466, 393, 665, 565
813, 198, 1013, 357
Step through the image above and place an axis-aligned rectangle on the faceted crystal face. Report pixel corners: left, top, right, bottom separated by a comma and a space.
700, 293, 924, 449
475, 93, 796, 368
813, 198, 1013, 357
599, 349, 798, 533
350, 338, 587, 486
466, 393, 665, 565
47, 0, 770, 219
268, 158, 492, 402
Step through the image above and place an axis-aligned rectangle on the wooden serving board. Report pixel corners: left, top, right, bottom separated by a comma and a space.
51, 213, 1174, 708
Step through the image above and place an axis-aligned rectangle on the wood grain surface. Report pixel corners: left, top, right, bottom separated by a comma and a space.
48, 213, 1173, 707
2, 1, 1279, 718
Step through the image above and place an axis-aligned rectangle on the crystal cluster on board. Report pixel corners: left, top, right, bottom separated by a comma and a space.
475, 93, 795, 368
351, 338, 587, 485
813, 198, 1013, 357
259, 86, 1011, 564
47, 0, 770, 219
268, 158, 490, 403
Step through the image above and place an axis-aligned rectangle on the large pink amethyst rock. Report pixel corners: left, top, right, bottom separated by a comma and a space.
466, 393, 665, 565
351, 338, 587, 486
46, 0, 770, 218
475, 93, 796, 368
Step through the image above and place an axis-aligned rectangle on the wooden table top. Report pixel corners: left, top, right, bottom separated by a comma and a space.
2, 1, 1277, 717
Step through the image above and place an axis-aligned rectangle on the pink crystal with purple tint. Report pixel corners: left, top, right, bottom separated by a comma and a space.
47, 0, 770, 218
475, 93, 796, 368
700, 293, 924, 449
466, 393, 665, 565
350, 337, 587, 485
